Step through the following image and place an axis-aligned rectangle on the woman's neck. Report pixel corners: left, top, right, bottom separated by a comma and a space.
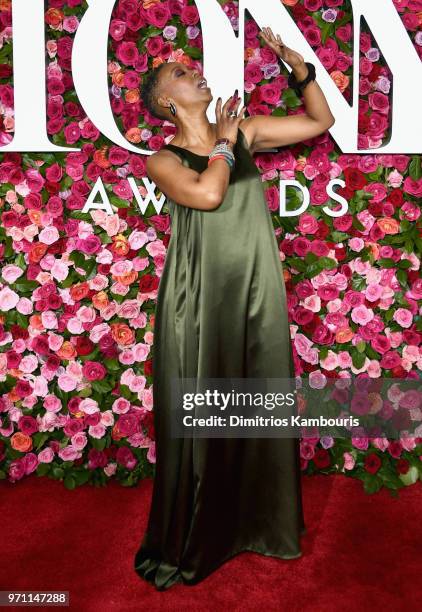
170, 121, 218, 150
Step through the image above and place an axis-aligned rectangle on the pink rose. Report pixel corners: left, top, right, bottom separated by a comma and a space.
71, 432, 87, 450
43, 395, 62, 413
2, 264, 24, 283
393, 308, 413, 328
58, 446, 80, 462
298, 213, 318, 235
0, 287, 19, 311
38, 447, 54, 463
109, 19, 126, 41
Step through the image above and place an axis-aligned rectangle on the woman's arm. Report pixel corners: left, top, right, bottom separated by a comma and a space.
240, 26, 335, 153
146, 147, 233, 212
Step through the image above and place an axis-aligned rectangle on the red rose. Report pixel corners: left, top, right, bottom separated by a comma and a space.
139, 274, 159, 293
396, 458, 410, 475
75, 336, 94, 356
387, 188, 404, 207
145, 2, 171, 28
15, 380, 33, 399
82, 361, 107, 381
364, 452, 382, 474
144, 359, 153, 377
32, 335, 50, 356
343, 166, 368, 190
10, 324, 29, 340
313, 448, 331, 469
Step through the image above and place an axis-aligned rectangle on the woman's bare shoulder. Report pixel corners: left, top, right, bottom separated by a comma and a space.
147, 147, 183, 170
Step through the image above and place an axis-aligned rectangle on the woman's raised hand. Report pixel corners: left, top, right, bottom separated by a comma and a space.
215, 91, 246, 145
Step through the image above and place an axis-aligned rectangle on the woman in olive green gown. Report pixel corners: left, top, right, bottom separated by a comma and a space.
134, 28, 335, 590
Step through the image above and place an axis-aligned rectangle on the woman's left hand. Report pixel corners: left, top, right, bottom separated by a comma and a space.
259, 26, 305, 69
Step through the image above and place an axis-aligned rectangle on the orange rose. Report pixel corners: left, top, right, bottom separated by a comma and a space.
29, 314, 44, 330
111, 323, 135, 346
296, 156, 307, 172
152, 57, 165, 69
57, 341, 77, 360
70, 282, 90, 301
8, 369, 22, 380
126, 128, 142, 144
45, 8, 64, 27
111, 235, 130, 257
112, 270, 138, 286
282, 0, 299, 5
93, 147, 111, 169
28, 210, 43, 226
336, 327, 354, 344
0, 1, 12, 12
111, 422, 126, 441
11, 432, 33, 453
377, 217, 400, 235
29, 243, 48, 264
125, 89, 140, 104
112, 70, 125, 87
92, 291, 109, 310
8, 388, 21, 402
143, 0, 161, 9
330, 70, 349, 93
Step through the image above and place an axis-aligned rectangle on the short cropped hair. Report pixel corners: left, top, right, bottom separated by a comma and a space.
141, 63, 169, 122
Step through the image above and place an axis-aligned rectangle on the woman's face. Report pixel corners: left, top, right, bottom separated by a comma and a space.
156, 62, 212, 114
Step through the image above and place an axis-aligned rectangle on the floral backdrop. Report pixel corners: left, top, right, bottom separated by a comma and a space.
0, 0, 421, 494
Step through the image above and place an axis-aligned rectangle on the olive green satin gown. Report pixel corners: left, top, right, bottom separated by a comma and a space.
134, 127, 305, 590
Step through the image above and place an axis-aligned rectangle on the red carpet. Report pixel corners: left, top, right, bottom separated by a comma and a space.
0, 474, 421, 611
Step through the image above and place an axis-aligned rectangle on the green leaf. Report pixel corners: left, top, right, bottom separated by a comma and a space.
13, 280, 39, 293
64, 474, 76, 490
304, 262, 322, 278
183, 46, 202, 59
397, 259, 412, 269
288, 257, 307, 272
396, 269, 408, 289
365, 345, 381, 360
318, 257, 338, 270
351, 217, 366, 232
91, 380, 113, 394
378, 258, 396, 268
409, 156, 422, 180
321, 22, 333, 44
351, 348, 366, 369
356, 341, 366, 353
91, 437, 107, 451
305, 252, 319, 264
109, 195, 130, 209
36, 463, 51, 477
363, 474, 383, 494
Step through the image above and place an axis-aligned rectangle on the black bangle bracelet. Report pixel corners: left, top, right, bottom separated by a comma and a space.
288, 62, 316, 96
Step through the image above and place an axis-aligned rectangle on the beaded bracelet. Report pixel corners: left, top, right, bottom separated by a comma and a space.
208, 141, 235, 171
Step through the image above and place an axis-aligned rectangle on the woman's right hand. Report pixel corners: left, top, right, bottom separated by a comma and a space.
215, 92, 246, 145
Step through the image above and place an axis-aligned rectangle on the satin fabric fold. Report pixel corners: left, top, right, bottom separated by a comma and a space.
134, 128, 305, 590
